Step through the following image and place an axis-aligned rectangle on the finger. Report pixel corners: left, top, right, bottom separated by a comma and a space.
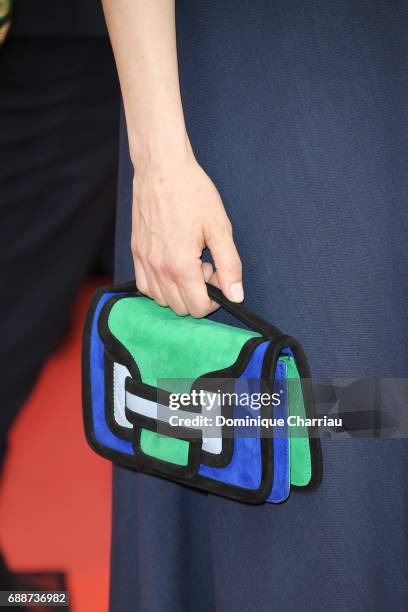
157, 277, 190, 316
175, 259, 219, 318
207, 269, 221, 289
133, 257, 150, 295
134, 251, 168, 306
147, 275, 168, 307
201, 262, 221, 313
143, 261, 168, 306
202, 261, 214, 282
206, 230, 244, 303
143, 248, 188, 314
132, 214, 167, 306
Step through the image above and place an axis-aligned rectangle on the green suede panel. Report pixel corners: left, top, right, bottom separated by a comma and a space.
108, 297, 260, 389
140, 429, 189, 466
281, 356, 312, 486
108, 297, 260, 465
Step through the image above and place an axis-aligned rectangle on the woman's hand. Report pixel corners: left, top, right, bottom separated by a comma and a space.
102, 0, 243, 316
131, 150, 243, 317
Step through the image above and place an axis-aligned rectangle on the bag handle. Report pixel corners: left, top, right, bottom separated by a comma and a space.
124, 278, 283, 340
205, 283, 283, 340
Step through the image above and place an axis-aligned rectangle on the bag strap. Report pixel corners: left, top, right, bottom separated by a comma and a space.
205, 283, 283, 340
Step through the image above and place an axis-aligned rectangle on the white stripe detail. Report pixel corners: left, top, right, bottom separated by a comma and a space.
125, 390, 223, 455
112, 362, 133, 428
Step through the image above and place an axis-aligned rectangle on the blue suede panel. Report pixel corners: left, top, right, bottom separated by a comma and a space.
198, 341, 270, 489
90, 292, 134, 454
267, 359, 290, 503
90, 305, 288, 500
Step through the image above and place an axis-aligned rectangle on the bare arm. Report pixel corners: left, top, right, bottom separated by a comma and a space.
102, 0, 243, 317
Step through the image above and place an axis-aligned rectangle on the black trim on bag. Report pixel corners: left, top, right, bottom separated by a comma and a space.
134, 430, 203, 479
191, 336, 264, 469
125, 408, 202, 443
124, 377, 203, 482
95, 292, 267, 482
82, 283, 139, 465
103, 349, 133, 441
94, 290, 278, 502
82, 281, 323, 504
126, 377, 200, 413
206, 283, 283, 340
282, 335, 323, 492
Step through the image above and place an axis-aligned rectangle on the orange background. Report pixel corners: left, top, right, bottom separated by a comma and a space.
0, 282, 111, 612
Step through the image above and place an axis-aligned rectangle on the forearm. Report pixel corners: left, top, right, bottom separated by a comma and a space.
102, 0, 190, 168
102, 0, 243, 313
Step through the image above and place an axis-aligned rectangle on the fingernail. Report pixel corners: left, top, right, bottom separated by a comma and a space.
230, 282, 244, 302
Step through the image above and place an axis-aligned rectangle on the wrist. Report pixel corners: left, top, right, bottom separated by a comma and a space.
128, 124, 193, 174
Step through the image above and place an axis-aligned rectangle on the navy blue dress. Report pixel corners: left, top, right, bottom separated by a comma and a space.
111, 2, 408, 610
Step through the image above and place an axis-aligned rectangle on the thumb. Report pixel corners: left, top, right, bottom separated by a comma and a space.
206, 230, 244, 303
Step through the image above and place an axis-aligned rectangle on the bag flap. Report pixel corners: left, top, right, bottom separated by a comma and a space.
99, 293, 261, 392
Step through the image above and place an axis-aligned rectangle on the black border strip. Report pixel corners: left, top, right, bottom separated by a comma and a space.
82, 283, 139, 464
103, 348, 133, 441
98, 293, 266, 472
282, 335, 323, 492
82, 281, 323, 504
